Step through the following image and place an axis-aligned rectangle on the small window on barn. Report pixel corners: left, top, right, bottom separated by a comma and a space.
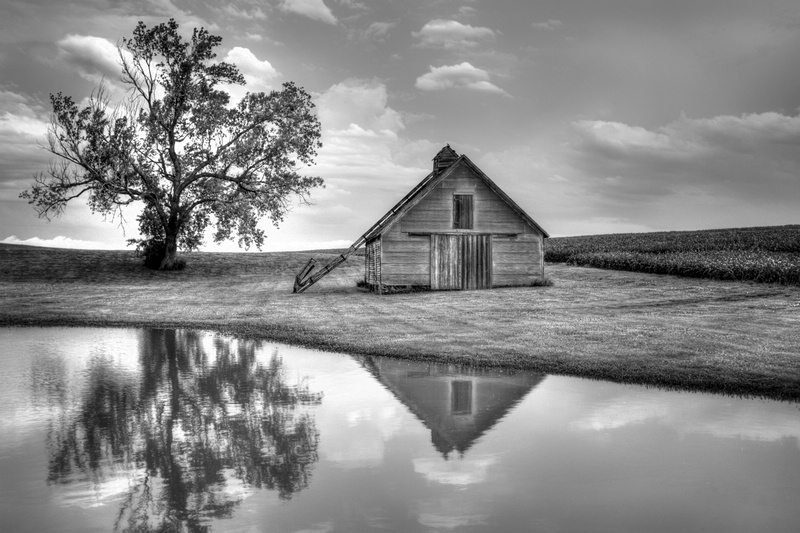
453, 194, 473, 229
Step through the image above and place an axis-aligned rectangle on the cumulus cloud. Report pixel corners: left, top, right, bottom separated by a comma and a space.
57, 35, 125, 84
314, 78, 417, 185
216, 48, 280, 103
302, 79, 434, 243
0, 90, 48, 138
222, 46, 280, 100
571, 119, 704, 162
316, 79, 403, 132
564, 111, 800, 229
280, 0, 337, 25
415, 62, 509, 96
571, 112, 800, 175
225, 47, 279, 81
0, 89, 50, 182
475, 111, 800, 237
413, 19, 495, 49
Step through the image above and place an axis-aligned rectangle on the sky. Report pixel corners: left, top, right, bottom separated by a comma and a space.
1, 0, 799, 252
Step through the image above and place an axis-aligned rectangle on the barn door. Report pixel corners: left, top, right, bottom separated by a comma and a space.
430, 234, 492, 290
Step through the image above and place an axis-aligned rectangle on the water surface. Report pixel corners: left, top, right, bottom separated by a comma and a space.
1, 327, 798, 532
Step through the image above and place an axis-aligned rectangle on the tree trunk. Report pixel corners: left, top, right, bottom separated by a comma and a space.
159, 221, 180, 270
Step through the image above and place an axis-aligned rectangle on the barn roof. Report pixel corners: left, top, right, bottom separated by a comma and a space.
359, 148, 549, 243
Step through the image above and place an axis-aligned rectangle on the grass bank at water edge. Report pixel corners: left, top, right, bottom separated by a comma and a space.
2, 242, 799, 401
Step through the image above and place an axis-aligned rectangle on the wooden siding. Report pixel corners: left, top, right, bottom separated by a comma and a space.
492, 233, 543, 286
365, 237, 381, 286
380, 225, 430, 286
400, 162, 525, 234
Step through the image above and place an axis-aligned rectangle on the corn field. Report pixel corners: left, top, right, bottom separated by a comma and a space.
545, 225, 800, 284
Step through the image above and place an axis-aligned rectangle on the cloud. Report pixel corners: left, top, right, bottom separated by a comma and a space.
363, 21, 394, 40
348, 21, 395, 42
221, 4, 267, 20
336, 0, 366, 9
57, 35, 124, 84
280, 0, 337, 25
0, 89, 50, 182
224, 47, 279, 81
303, 79, 433, 243
531, 19, 563, 30
562, 111, 800, 229
2, 235, 124, 250
571, 392, 800, 445
458, 6, 477, 18
225, 47, 279, 86
571, 112, 800, 180
316, 79, 403, 132
413, 455, 498, 486
476, 110, 800, 237
413, 19, 495, 49
571, 119, 704, 162
415, 63, 509, 96
219, 47, 280, 103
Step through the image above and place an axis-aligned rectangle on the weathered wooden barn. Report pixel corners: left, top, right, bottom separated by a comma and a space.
293, 145, 548, 293
362, 146, 548, 291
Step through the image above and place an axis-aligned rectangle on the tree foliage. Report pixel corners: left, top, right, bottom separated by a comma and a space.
22, 19, 323, 269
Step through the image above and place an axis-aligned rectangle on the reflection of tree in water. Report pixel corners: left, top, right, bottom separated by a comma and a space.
46, 329, 322, 532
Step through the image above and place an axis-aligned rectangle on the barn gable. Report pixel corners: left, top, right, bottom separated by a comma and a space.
397, 159, 540, 235
363, 150, 548, 243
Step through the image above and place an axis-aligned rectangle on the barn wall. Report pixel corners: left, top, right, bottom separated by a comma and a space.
492, 230, 544, 287
365, 237, 381, 286
380, 224, 431, 286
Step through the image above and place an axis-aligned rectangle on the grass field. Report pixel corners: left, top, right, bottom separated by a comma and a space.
1, 241, 799, 401
545, 225, 800, 284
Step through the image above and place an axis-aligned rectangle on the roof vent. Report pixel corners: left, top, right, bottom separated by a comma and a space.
433, 144, 458, 173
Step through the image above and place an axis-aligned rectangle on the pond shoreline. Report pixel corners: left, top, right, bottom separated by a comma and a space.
4, 309, 799, 403
2, 244, 799, 402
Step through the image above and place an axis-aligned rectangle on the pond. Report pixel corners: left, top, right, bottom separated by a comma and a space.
0, 327, 798, 533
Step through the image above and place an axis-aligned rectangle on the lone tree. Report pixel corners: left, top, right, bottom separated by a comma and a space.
22, 19, 323, 269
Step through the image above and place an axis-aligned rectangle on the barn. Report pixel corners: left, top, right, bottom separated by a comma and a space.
293, 145, 549, 293
362, 145, 548, 292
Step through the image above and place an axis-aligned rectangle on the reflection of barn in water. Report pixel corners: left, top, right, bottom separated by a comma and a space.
359, 356, 544, 457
